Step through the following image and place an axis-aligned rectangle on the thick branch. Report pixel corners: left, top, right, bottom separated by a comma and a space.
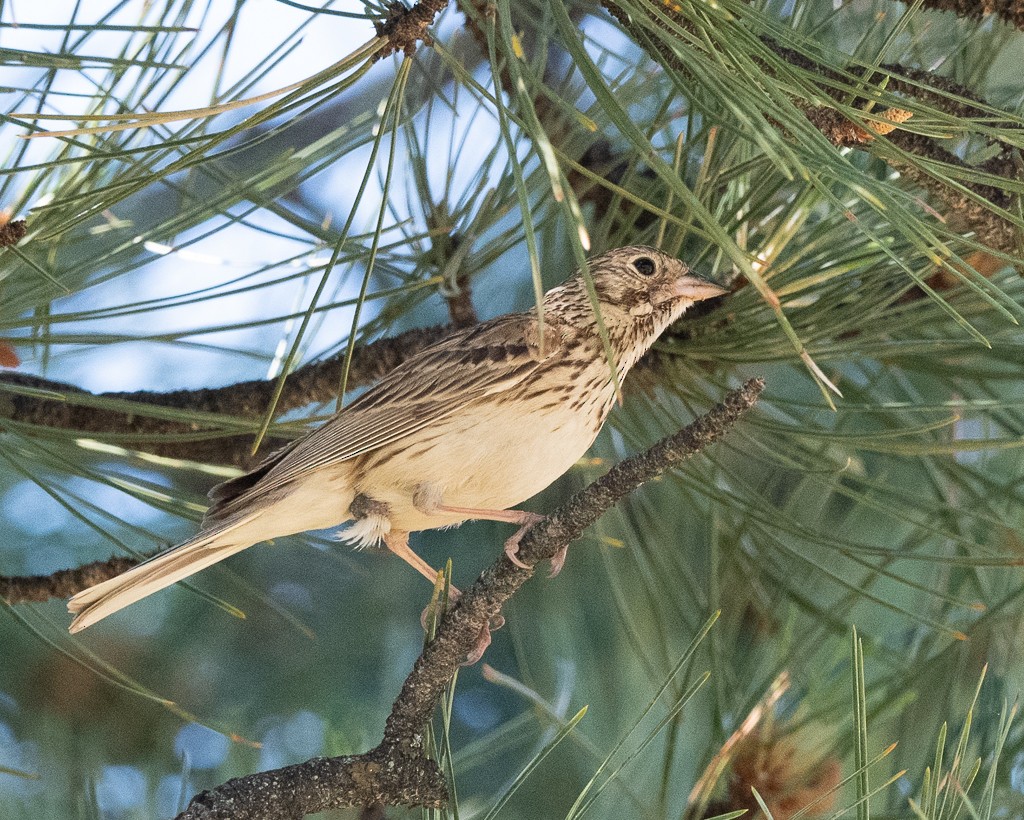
176, 378, 765, 819
179, 748, 446, 819
0, 321, 692, 471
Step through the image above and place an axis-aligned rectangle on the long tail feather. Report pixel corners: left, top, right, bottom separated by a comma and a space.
67, 521, 256, 633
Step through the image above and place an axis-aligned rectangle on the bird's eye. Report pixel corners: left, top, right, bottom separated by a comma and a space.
633, 257, 656, 276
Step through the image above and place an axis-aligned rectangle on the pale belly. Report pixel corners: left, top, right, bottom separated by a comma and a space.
352, 381, 613, 534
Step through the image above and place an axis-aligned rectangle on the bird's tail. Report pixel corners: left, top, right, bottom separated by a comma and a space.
67, 520, 256, 633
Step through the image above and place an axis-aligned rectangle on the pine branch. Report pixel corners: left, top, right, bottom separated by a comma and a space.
373, 0, 450, 60
0, 325, 452, 468
765, 48, 1023, 253
920, 0, 1024, 29
0, 219, 26, 248
0, 554, 153, 605
602, 1, 1023, 253
173, 378, 764, 819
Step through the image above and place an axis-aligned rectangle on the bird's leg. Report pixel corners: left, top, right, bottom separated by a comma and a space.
382, 529, 450, 587
433, 505, 558, 576
384, 529, 458, 625
384, 530, 499, 664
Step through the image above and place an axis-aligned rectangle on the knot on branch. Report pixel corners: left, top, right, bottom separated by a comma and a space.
802, 106, 915, 147
374, 0, 449, 60
0, 218, 26, 248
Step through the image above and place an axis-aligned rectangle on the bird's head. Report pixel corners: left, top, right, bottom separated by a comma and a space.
586, 245, 726, 319
545, 245, 727, 361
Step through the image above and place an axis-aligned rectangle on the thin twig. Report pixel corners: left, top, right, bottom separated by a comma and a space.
175, 378, 765, 819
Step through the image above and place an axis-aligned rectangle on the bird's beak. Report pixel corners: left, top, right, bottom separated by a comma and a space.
654, 274, 728, 305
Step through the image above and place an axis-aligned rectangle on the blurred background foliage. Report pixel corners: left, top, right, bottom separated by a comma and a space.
1, 0, 1023, 817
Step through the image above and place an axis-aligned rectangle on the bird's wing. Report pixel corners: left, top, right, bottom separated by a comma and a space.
204, 313, 565, 525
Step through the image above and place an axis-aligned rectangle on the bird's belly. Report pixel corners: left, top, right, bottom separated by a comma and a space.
355, 395, 609, 532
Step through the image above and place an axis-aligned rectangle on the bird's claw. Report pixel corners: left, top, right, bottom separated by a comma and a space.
420, 584, 461, 631
503, 512, 546, 570
463, 613, 505, 666
548, 545, 569, 578
505, 530, 569, 579
504, 539, 531, 569
420, 587, 503, 665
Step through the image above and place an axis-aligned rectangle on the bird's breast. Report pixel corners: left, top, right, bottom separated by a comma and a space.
353, 360, 616, 533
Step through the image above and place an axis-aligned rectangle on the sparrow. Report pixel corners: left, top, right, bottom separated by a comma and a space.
68, 246, 726, 633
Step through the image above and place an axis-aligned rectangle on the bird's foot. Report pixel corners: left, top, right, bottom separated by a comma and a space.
500, 512, 549, 572
420, 582, 461, 632
419, 584, 504, 665
432, 506, 545, 556
464, 613, 505, 666
426, 504, 552, 574
547, 544, 570, 579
